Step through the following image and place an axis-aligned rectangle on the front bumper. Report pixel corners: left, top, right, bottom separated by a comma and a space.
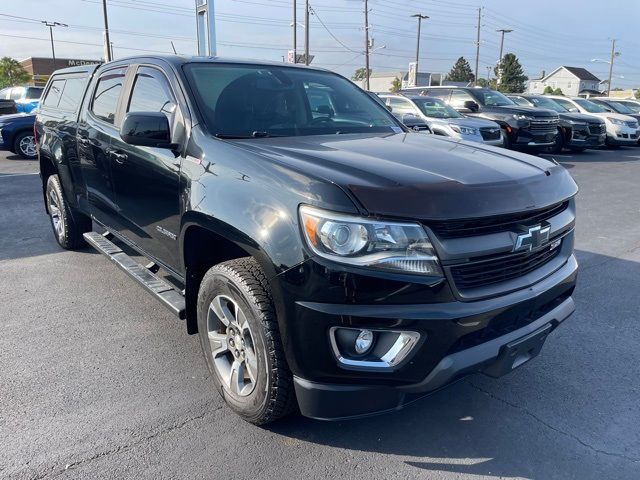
607, 126, 639, 145
510, 126, 557, 148
291, 253, 577, 420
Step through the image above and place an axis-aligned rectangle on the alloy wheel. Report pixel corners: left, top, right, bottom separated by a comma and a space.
207, 294, 258, 397
47, 188, 65, 240
19, 135, 37, 158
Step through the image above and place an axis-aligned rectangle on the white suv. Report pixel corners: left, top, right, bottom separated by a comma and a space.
549, 96, 639, 146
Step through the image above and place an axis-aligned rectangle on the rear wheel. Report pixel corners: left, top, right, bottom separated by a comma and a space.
13, 131, 37, 159
197, 258, 296, 425
46, 175, 91, 249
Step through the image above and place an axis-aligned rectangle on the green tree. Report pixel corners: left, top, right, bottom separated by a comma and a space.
390, 77, 402, 92
0, 57, 30, 88
494, 53, 528, 93
635, 89, 640, 99
543, 86, 554, 95
351, 67, 371, 81
445, 56, 475, 83
552, 88, 564, 96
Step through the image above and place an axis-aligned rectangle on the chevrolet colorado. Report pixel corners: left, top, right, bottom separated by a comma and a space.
36, 56, 578, 424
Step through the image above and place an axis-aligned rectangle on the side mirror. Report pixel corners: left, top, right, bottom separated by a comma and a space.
386, 105, 393, 112
120, 112, 174, 149
463, 100, 479, 112
568, 107, 579, 113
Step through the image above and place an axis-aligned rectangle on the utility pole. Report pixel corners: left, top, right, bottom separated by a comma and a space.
364, 0, 370, 90
292, 0, 297, 63
411, 14, 429, 79
474, 7, 481, 86
486, 66, 491, 81
496, 28, 512, 85
304, 0, 310, 65
607, 39, 618, 97
41, 21, 67, 71
102, 0, 112, 61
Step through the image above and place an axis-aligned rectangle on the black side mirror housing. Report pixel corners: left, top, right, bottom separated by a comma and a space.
463, 100, 479, 112
120, 112, 174, 149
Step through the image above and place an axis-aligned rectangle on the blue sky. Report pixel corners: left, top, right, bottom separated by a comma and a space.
0, 0, 638, 89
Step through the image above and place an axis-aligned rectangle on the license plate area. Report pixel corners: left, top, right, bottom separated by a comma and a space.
483, 323, 553, 378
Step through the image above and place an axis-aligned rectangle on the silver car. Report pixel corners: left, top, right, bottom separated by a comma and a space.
378, 93, 504, 146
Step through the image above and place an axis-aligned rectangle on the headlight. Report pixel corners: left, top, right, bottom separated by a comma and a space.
607, 117, 624, 125
299, 205, 443, 276
512, 114, 534, 121
449, 124, 478, 136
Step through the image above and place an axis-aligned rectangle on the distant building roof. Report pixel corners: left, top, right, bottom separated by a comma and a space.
562, 66, 601, 82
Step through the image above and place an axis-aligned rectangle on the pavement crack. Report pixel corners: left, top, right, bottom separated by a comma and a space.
467, 380, 640, 463
32, 402, 223, 479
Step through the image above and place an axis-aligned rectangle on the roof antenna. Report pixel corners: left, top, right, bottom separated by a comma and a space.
171, 41, 177, 54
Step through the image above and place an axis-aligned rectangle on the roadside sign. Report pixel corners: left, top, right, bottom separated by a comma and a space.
408, 62, 417, 87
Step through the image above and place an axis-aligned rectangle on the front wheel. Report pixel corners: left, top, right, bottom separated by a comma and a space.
13, 131, 37, 159
546, 128, 564, 154
197, 258, 296, 425
46, 174, 91, 249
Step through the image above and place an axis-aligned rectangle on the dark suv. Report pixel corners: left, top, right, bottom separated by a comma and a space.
36, 57, 578, 424
401, 86, 560, 150
508, 94, 606, 152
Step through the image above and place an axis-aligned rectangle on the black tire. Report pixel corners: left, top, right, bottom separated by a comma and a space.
605, 137, 620, 149
501, 128, 512, 149
13, 131, 37, 159
546, 128, 564, 154
197, 257, 296, 425
45, 174, 92, 249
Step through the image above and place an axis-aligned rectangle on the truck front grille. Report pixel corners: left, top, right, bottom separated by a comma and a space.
450, 241, 562, 290
588, 123, 605, 135
529, 119, 559, 133
426, 201, 569, 239
480, 127, 501, 141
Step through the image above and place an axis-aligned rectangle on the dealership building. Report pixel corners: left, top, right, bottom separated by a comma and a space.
19, 57, 102, 86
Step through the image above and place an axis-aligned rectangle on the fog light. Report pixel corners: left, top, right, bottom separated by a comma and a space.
354, 329, 374, 354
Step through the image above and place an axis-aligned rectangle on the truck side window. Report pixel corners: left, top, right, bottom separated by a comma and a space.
56, 77, 86, 112
91, 68, 127, 125
128, 67, 176, 117
450, 89, 475, 108
43, 79, 66, 108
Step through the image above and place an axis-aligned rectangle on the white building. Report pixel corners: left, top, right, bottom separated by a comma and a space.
527, 66, 602, 97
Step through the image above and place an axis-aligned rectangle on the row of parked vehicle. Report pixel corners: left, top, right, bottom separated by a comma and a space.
375, 86, 640, 153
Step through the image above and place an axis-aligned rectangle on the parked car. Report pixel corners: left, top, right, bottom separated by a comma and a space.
508, 94, 606, 152
378, 93, 503, 146
367, 91, 431, 133
588, 98, 640, 144
401, 86, 560, 150
548, 96, 639, 146
0, 85, 44, 114
0, 113, 37, 158
37, 57, 578, 424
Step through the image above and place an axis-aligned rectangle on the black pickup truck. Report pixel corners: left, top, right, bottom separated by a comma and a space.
36, 56, 578, 424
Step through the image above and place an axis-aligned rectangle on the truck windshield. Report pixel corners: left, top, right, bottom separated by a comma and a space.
573, 99, 607, 113
413, 97, 463, 118
470, 89, 514, 107
529, 96, 568, 113
184, 63, 401, 138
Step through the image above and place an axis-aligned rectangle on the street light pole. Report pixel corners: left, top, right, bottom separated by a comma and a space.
304, 0, 310, 65
292, 0, 296, 63
102, 0, 112, 61
496, 28, 513, 85
364, 0, 370, 90
41, 21, 68, 72
474, 7, 481, 86
411, 14, 428, 78
607, 39, 618, 97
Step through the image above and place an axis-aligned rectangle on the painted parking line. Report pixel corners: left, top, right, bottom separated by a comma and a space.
0, 172, 39, 178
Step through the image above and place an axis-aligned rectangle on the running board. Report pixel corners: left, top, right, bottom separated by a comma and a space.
83, 232, 186, 319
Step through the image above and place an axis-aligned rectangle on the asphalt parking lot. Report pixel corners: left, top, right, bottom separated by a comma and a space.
1, 146, 639, 480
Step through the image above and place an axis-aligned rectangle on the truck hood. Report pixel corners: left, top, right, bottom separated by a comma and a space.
559, 112, 603, 124
231, 133, 577, 220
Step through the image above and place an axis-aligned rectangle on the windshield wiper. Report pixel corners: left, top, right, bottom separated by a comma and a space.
215, 131, 285, 139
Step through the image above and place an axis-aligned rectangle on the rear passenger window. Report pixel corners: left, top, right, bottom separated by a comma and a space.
127, 67, 175, 116
57, 77, 87, 111
91, 68, 127, 124
43, 79, 65, 107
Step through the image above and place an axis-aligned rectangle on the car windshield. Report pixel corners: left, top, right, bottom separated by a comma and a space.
616, 101, 640, 114
605, 101, 634, 114
470, 89, 514, 106
574, 99, 607, 113
183, 63, 401, 138
412, 97, 463, 118
529, 96, 568, 112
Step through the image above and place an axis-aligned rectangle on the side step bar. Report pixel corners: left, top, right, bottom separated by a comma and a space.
83, 232, 186, 319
